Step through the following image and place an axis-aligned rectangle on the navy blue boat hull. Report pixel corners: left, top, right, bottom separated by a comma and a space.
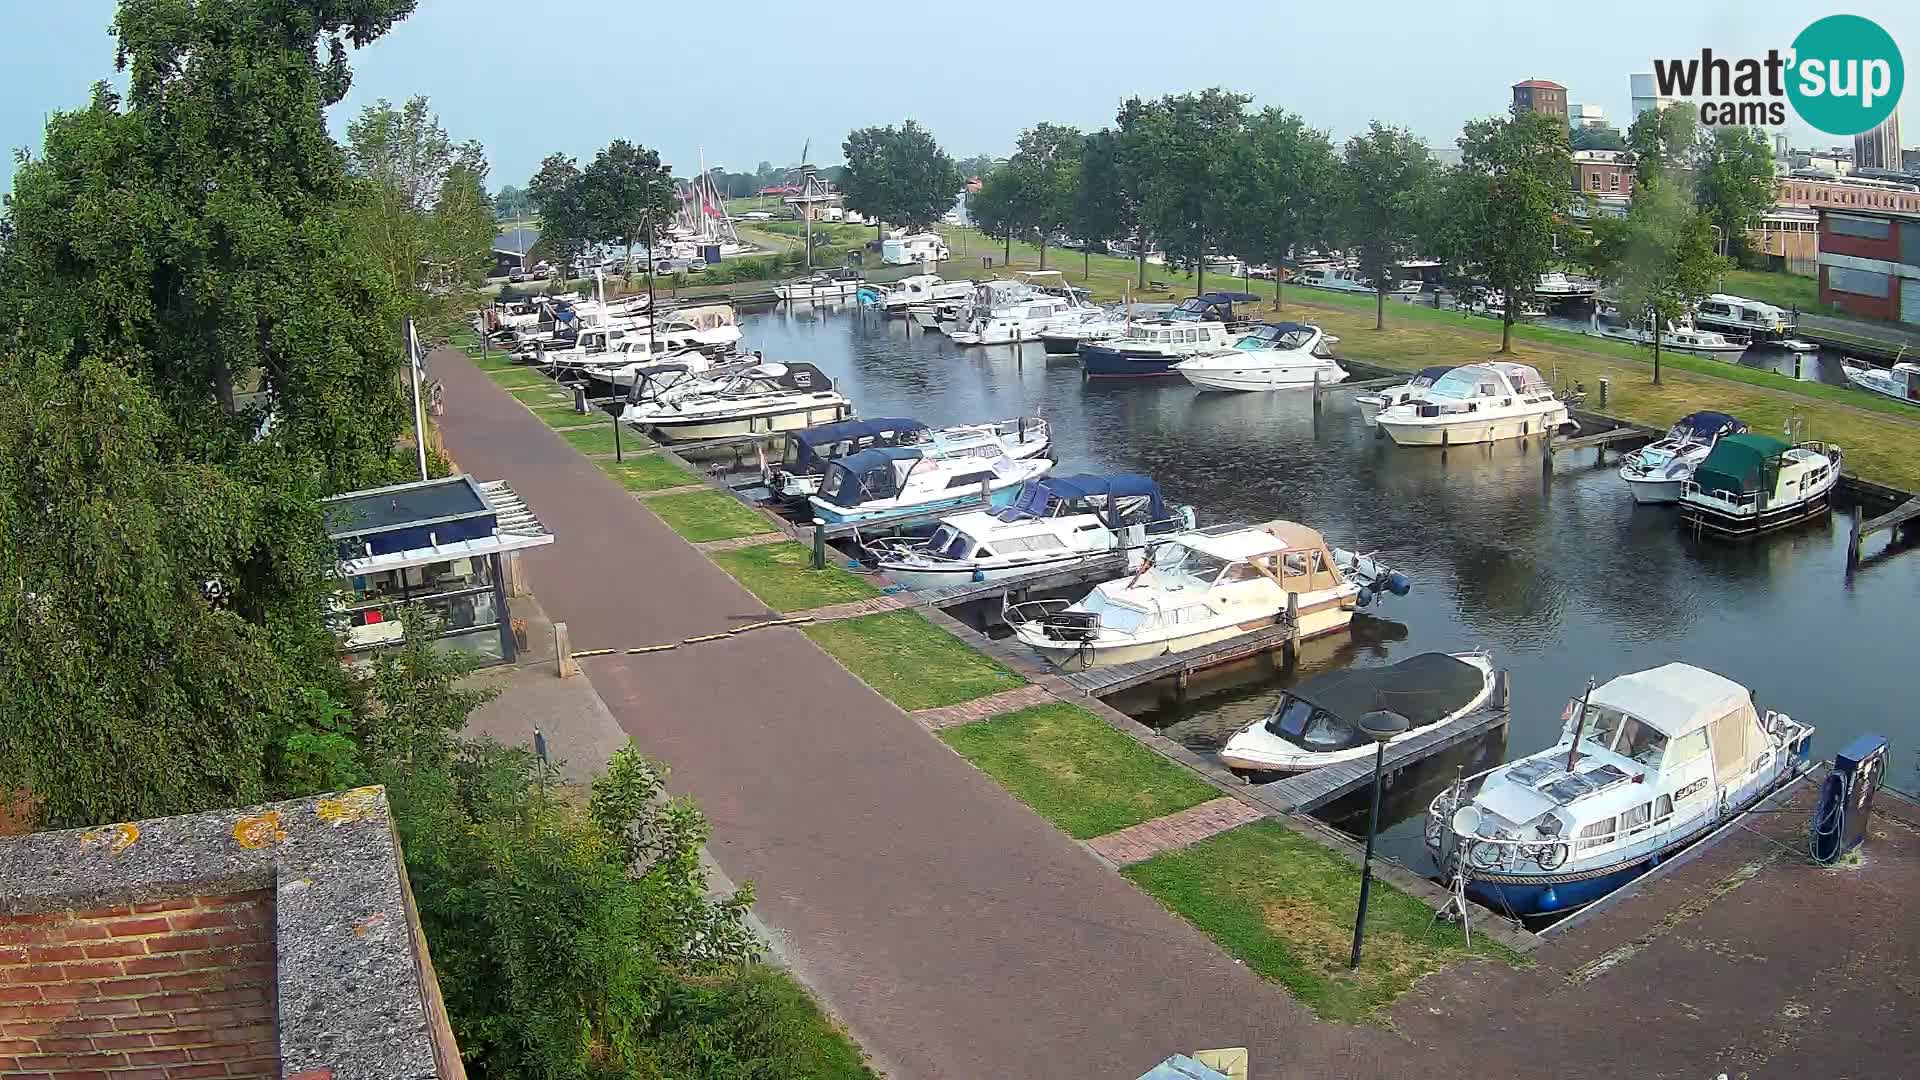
1079, 345, 1184, 379
1465, 861, 1651, 917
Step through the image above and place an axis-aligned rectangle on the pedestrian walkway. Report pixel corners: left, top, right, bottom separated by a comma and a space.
1087, 799, 1267, 867
433, 349, 1397, 1080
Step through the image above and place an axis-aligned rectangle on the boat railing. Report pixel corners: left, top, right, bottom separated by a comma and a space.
1680, 479, 1760, 510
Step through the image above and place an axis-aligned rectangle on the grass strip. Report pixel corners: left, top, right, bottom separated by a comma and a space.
708, 541, 880, 612
644, 490, 777, 543
597, 455, 696, 493
487, 366, 553, 389
559, 425, 647, 456
804, 610, 1023, 711
940, 703, 1218, 838
1123, 821, 1520, 1023
530, 405, 611, 430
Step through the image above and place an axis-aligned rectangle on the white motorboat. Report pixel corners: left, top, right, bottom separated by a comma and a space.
1841, 360, 1920, 405
1778, 338, 1820, 353
622, 362, 852, 442
765, 416, 1050, 502
1354, 365, 1457, 426
867, 473, 1196, 590
949, 272, 1098, 345
1462, 290, 1547, 320
937, 279, 1032, 336
806, 444, 1053, 525
1175, 322, 1347, 392
1694, 293, 1794, 336
775, 270, 866, 302
1004, 520, 1407, 670
1678, 433, 1842, 538
1038, 309, 1131, 354
1425, 664, 1814, 916
1592, 315, 1748, 358
1374, 362, 1574, 447
1532, 271, 1599, 298
878, 274, 975, 313
1618, 411, 1748, 505
1294, 267, 1375, 293
1220, 652, 1495, 775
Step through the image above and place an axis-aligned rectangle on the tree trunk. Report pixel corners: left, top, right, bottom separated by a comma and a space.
1274, 276, 1284, 312
1197, 259, 1205, 298
1500, 288, 1514, 353
1083, 249, 1090, 279
1375, 287, 1385, 330
1137, 249, 1146, 289
1004, 229, 1012, 265
1652, 327, 1662, 385
1037, 232, 1046, 270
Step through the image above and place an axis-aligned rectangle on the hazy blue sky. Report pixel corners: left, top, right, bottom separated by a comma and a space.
3, 0, 1916, 195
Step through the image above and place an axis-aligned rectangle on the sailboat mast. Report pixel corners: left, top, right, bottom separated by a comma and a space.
1565, 677, 1596, 771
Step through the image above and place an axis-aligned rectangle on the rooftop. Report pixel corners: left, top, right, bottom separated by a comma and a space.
0, 788, 458, 1080
492, 226, 540, 254
1514, 78, 1566, 90
322, 475, 491, 540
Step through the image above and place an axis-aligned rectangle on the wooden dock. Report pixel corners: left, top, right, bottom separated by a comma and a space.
1059, 622, 1302, 698
1258, 707, 1511, 813
1849, 496, 1920, 566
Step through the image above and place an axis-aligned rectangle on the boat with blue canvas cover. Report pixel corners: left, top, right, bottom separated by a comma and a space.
867, 473, 1196, 590
765, 415, 1050, 501
1425, 663, 1814, 917
1619, 411, 1748, 505
807, 444, 1053, 525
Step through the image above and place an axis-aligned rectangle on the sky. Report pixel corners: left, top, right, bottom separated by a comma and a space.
3, 0, 1917, 196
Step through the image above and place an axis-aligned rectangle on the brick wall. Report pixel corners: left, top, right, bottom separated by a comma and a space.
0, 891, 278, 1080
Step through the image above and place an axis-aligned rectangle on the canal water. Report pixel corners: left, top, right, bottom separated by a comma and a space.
739, 304, 1919, 869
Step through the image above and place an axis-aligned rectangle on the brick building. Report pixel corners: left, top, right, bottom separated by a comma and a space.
1574, 149, 1636, 198
1816, 206, 1920, 323
1777, 174, 1920, 214
1512, 79, 1568, 122
0, 789, 463, 1080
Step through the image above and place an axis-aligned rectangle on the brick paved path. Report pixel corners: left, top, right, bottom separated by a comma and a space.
1087, 799, 1267, 867
910, 685, 1058, 731
433, 350, 1400, 1079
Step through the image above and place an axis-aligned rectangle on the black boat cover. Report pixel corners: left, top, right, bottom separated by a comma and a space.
1265, 652, 1486, 752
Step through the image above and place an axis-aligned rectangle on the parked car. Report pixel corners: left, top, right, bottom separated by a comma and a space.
688, 259, 707, 272
743, 210, 774, 221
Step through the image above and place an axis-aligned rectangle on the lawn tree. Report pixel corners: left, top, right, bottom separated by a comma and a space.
1693, 125, 1775, 261
1627, 104, 1699, 182
582, 140, 676, 281
840, 119, 966, 240
1072, 129, 1133, 282
1110, 101, 1164, 289
1003, 123, 1082, 270
343, 96, 495, 340
1571, 124, 1629, 152
1224, 107, 1337, 310
1453, 108, 1573, 352
1120, 89, 1248, 296
1336, 122, 1439, 330
969, 166, 1022, 266
526, 153, 593, 274
1588, 174, 1726, 385
492, 183, 531, 221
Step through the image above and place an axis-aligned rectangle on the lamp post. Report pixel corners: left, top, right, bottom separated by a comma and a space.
1349, 708, 1410, 970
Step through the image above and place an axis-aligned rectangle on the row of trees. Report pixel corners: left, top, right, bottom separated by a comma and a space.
1, 4, 858, 1078
526, 141, 677, 276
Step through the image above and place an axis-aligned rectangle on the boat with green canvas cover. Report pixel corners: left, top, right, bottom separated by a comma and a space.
1678, 433, 1842, 538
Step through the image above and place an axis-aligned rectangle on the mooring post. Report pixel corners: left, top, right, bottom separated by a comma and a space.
1312, 370, 1323, 415
1597, 377, 1609, 410
554, 621, 578, 678
1848, 509, 1863, 568
1283, 591, 1300, 663
574, 384, 589, 413
812, 523, 828, 570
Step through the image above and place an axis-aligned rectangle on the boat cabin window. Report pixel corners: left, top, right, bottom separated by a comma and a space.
1576, 817, 1616, 852
929, 526, 972, 560
1169, 603, 1216, 624
1665, 727, 1710, 769
1615, 718, 1668, 765
944, 471, 996, 489
1575, 702, 1626, 747
994, 534, 1066, 554
1265, 696, 1365, 752
1219, 559, 1269, 583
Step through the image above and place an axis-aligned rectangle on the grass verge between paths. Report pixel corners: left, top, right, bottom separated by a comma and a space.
644, 490, 777, 543
940, 703, 1217, 838
597, 455, 697, 493
804, 610, 1023, 711
708, 541, 880, 612
530, 404, 611, 429
487, 365, 552, 389
1123, 821, 1520, 1023
560, 425, 648, 456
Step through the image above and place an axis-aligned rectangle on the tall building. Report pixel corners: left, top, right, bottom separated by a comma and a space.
1570, 103, 1608, 129
1513, 79, 1568, 121
1854, 111, 1902, 171
1630, 73, 1673, 118
1774, 132, 1790, 163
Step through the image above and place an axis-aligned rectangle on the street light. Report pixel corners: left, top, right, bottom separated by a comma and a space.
1349, 708, 1411, 970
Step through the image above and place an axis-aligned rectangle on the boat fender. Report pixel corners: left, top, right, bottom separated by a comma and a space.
972, 569, 986, 582
1386, 571, 1412, 597
1355, 587, 1374, 608
1541, 886, 1558, 909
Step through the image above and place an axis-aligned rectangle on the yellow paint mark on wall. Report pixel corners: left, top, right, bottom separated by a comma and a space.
82, 822, 140, 855
315, 786, 383, 826
233, 811, 288, 849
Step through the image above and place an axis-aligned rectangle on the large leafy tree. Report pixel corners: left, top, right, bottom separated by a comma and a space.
1119, 89, 1248, 295
1588, 174, 1726, 384
839, 119, 965, 234
343, 96, 495, 340
1001, 123, 1081, 270
526, 153, 593, 272
1452, 108, 1574, 352
968, 166, 1022, 265
1571, 125, 1629, 152
582, 140, 677, 278
1071, 129, 1134, 280
1628, 104, 1700, 181
1694, 125, 1776, 260
1336, 122, 1438, 329
492, 183, 531, 221
1222, 107, 1337, 309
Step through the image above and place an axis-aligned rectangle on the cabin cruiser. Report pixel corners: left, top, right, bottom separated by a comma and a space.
764, 416, 1049, 502
775, 269, 866, 302
1074, 295, 1253, 378
806, 444, 1053, 525
1841, 360, 1920, 405
1003, 520, 1405, 669
621, 362, 852, 442
1425, 664, 1814, 916
1591, 315, 1748, 358
1037, 304, 1179, 355
1220, 652, 1495, 775
1678, 434, 1842, 538
1294, 267, 1375, 293
1618, 411, 1749, 505
867, 474, 1197, 590
1532, 272, 1599, 299
1462, 290, 1547, 320
1353, 365, 1456, 425
948, 272, 1098, 345
1374, 362, 1574, 447
877, 274, 975, 313
1693, 293, 1794, 337
1175, 322, 1347, 391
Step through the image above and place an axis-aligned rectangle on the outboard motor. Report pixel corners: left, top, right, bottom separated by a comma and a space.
1811, 735, 1888, 864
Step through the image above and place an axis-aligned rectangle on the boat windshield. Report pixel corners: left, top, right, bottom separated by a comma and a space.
1424, 368, 1503, 401
1574, 703, 1669, 765
926, 525, 975, 561
1081, 591, 1149, 633
1264, 696, 1364, 752
1150, 543, 1231, 583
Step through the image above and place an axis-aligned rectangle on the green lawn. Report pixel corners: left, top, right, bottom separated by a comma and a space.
804, 610, 1023, 711
665, 966, 876, 1080
487, 366, 553, 389
597, 454, 697, 493
644, 490, 778, 543
1719, 267, 1833, 316
467, 344, 518, 371
940, 704, 1218, 839
1123, 821, 1520, 1023
559, 425, 647, 456
530, 404, 611, 429
708, 541, 880, 612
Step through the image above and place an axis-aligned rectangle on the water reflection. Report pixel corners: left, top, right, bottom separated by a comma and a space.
741, 309, 1920, 835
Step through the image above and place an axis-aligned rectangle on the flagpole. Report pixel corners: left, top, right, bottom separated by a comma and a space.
407, 318, 429, 482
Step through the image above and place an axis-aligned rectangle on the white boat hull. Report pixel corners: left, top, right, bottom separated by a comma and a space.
1013, 604, 1352, 669
1219, 655, 1494, 773
879, 551, 1100, 592
1377, 405, 1570, 446
640, 403, 852, 443
1179, 362, 1348, 392
1623, 475, 1686, 505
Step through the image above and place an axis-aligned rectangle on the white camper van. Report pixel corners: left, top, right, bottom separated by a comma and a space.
882, 232, 950, 266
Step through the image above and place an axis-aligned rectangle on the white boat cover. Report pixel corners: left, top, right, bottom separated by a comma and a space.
1587, 663, 1751, 737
